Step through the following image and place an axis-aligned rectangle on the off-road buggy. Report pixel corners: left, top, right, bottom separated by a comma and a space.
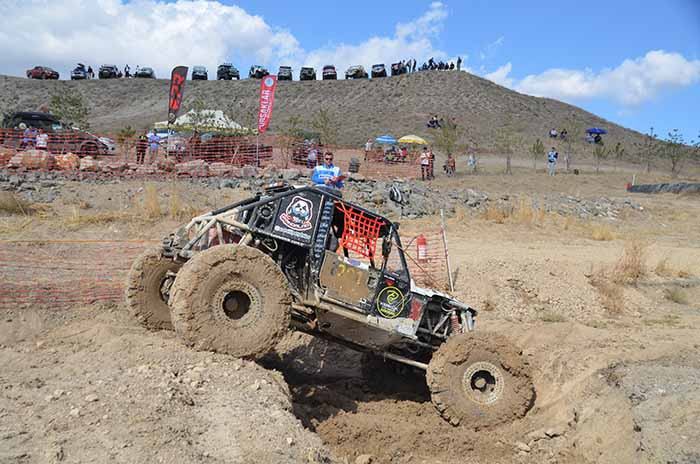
126, 183, 534, 428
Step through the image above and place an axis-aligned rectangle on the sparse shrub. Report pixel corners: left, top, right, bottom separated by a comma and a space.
49, 87, 90, 129
142, 184, 161, 219
664, 288, 688, 305
589, 267, 625, 314
0, 192, 32, 215
612, 240, 647, 284
539, 311, 567, 322
654, 258, 674, 277
590, 223, 615, 241
482, 203, 508, 223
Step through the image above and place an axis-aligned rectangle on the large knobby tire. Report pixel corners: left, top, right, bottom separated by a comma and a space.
169, 245, 291, 359
125, 247, 181, 330
426, 333, 534, 429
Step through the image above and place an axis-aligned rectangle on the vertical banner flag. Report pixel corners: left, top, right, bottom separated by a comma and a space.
258, 75, 278, 133
168, 66, 188, 124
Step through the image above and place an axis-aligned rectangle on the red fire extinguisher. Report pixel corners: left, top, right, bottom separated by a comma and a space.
416, 234, 428, 263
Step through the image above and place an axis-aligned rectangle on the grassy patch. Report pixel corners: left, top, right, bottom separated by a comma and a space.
589, 223, 616, 241
0, 192, 33, 215
539, 311, 567, 323
664, 287, 689, 305
611, 240, 647, 284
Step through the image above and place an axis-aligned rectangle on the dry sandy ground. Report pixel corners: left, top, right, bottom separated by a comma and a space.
1, 166, 699, 463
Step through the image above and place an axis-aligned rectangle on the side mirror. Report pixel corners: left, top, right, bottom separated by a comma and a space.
382, 236, 392, 258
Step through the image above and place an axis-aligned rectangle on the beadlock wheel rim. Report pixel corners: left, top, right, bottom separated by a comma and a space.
462, 361, 505, 406
211, 280, 262, 328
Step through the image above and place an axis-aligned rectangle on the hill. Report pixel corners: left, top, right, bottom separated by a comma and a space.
0, 72, 647, 151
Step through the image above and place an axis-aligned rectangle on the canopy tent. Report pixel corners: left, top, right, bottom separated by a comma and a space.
155, 109, 250, 133
586, 127, 607, 135
375, 135, 397, 144
398, 134, 428, 145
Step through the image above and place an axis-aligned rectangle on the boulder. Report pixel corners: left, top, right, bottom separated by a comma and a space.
22, 150, 56, 170
55, 153, 80, 171
157, 158, 176, 172
102, 161, 128, 173
0, 148, 14, 166
8, 154, 24, 169
176, 159, 209, 177
209, 162, 233, 177
240, 165, 258, 178
280, 168, 301, 180
79, 156, 98, 172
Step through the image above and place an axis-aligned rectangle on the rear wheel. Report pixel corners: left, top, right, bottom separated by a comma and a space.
125, 247, 181, 330
427, 333, 534, 428
169, 245, 291, 359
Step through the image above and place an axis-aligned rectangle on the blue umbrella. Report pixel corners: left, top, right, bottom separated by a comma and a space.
586, 127, 607, 135
375, 135, 397, 144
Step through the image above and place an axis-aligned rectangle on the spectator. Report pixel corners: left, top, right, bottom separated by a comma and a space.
124, 64, 131, 78
467, 152, 477, 173
586, 134, 595, 144
311, 152, 343, 188
594, 134, 602, 144
412, 58, 416, 72
547, 147, 558, 176
419, 147, 430, 181
22, 125, 37, 149
457, 56, 462, 71
364, 138, 372, 161
428, 148, 435, 179
136, 131, 148, 164
399, 146, 408, 162
35, 128, 48, 151
549, 128, 558, 138
449, 62, 455, 70
307, 145, 318, 169
444, 153, 456, 176
559, 129, 567, 140
87, 66, 94, 79
147, 129, 160, 163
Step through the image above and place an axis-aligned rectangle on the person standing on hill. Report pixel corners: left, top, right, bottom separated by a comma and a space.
547, 147, 559, 176
428, 148, 435, 179
457, 56, 462, 71
364, 138, 372, 161
419, 147, 430, 181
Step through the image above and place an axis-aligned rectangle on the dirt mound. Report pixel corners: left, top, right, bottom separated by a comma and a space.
0, 73, 647, 148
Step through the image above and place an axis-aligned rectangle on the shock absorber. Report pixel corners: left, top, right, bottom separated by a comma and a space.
450, 311, 461, 335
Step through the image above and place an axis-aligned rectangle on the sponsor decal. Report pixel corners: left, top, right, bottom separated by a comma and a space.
257, 74, 278, 133
168, 66, 188, 124
376, 286, 406, 319
280, 196, 313, 231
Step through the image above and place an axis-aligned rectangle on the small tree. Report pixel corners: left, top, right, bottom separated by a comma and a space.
278, 115, 305, 168
634, 127, 660, 173
529, 138, 545, 171
310, 109, 339, 147
116, 125, 137, 158
611, 142, 627, 171
663, 129, 687, 178
433, 117, 460, 156
592, 142, 608, 174
49, 87, 90, 129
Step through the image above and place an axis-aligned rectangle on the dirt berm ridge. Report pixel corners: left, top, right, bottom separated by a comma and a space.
0, 72, 646, 148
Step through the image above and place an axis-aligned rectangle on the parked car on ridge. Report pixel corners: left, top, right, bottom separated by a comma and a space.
98, 64, 120, 79
70, 64, 88, 80
277, 66, 293, 81
192, 66, 208, 80
346, 65, 369, 79
322, 65, 337, 80
134, 67, 156, 78
371, 64, 387, 78
300, 66, 316, 81
26, 66, 59, 80
248, 65, 269, 79
217, 63, 240, 80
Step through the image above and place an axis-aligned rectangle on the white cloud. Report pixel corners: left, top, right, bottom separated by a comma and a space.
483, 50, 700, 106
0, 0, 448, 79
484, 62, 513, 87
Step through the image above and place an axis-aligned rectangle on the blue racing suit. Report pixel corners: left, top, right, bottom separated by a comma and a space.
311, 163, 344, 188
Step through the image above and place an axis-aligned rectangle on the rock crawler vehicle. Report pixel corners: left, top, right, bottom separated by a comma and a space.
126, 183, 535, 428
217, 63, 240, 80
346, 65, 369, 79
299, 67, 317, 81
248, 65, 269, 79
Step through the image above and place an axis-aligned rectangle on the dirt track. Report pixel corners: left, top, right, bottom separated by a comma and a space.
1, 168, 699, 463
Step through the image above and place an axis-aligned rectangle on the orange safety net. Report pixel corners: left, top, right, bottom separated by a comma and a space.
335, 202, 384, 259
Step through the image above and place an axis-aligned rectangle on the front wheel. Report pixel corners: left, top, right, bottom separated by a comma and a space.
427, 333, 534, 428
169, 245, 291, 359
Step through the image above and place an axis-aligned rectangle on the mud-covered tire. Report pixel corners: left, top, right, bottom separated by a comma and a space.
426, 333, 534, 429
125, 247, 181, 330
169, 245, 291, 359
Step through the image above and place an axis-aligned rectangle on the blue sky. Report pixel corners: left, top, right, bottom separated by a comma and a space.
1, 0, 698, 140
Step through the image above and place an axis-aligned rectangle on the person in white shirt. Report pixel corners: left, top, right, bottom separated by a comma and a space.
419, 147, 430, 180
364, 139, 372, 161
35, 128, 49, 151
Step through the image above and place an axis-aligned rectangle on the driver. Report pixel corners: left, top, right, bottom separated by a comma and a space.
311, 152, 344, 188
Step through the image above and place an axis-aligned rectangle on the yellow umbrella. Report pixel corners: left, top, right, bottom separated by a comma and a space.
398, 134, 428, 145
